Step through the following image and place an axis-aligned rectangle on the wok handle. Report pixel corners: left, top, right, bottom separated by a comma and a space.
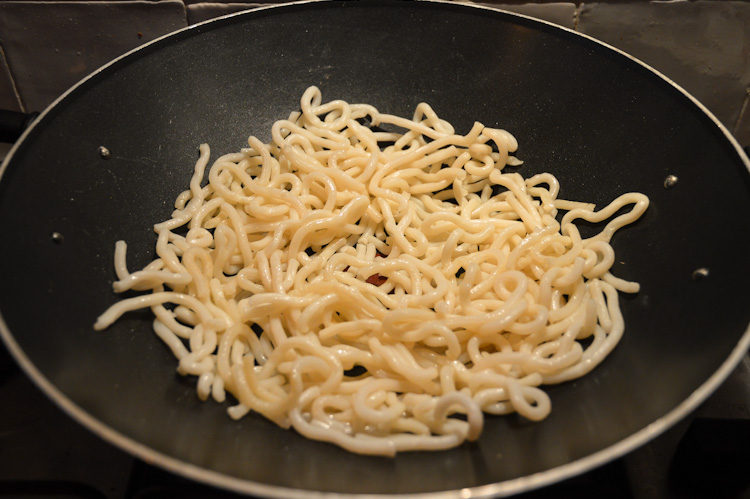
0, 109, 39, 143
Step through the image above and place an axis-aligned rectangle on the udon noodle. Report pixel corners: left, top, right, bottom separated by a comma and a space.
95, 86, 649, 456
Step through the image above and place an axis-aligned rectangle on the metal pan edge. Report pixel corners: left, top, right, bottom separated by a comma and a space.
1, 0, 749, 497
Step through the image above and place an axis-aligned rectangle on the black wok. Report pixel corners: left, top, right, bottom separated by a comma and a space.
1, 1, 749, 497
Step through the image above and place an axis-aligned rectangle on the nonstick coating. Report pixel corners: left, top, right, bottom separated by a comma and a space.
1, 1, 749, 497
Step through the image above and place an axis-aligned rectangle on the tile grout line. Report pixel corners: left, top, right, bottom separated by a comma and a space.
733, 88, 750, 144
573, 2, 583, 30
0, 42, 25, 113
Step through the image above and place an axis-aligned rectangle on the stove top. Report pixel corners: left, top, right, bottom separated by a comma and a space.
1, 340, 748, 499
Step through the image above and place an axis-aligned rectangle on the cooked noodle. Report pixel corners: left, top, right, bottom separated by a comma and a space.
95, 86, 649, 456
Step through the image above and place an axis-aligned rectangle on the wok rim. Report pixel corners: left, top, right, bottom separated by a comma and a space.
1, 1, 749, 497
3, 320, 749, 498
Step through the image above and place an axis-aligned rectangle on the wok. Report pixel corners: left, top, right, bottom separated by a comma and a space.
1, 0, 749, 497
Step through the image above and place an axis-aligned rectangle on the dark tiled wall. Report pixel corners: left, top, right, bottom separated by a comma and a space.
1, 0, 749, 143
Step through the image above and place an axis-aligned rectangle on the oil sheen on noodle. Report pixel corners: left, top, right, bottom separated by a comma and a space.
95, 87, 649, 456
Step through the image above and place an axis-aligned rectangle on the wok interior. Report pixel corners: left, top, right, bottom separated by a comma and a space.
1, 1, 749, 495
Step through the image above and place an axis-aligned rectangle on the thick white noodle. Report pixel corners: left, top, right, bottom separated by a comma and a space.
95, 86, 649, 456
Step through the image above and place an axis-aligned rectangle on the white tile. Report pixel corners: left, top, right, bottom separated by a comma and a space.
187, 3, 264, 25
0, 1, 187, 112
183, 0, 301, 5
578, 1, 750, 134
471, 2, 577, 29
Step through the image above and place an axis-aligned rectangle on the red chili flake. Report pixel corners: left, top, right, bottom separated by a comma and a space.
137, 32, 144, 39
366, 273, 388, 286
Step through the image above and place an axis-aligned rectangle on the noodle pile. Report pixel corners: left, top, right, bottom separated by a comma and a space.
95, 86, 649, 456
